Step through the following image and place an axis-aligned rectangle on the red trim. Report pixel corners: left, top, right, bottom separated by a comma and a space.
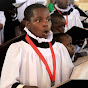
66, 13, 68, 30
48, 42, 56, 81
56, 9, 62, 14
25, 34, 56, 82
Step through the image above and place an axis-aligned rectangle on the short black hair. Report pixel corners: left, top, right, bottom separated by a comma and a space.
24, 3, 47, 21
51, 11, 65, 23
53, 33, 69, 42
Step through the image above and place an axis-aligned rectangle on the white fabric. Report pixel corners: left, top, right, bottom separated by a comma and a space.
55, 4, 83, 33
55, 4, 74, 12
84, 18, 88, 23
16, 0, 27, 3
0, 11, 6, 45
0, 28, 74, 88
74, 38, 87, 53
16, 0, 47, 22
24, 27, 53, 43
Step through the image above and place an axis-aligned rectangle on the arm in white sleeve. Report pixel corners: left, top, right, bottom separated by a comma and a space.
60, 43, 74, 82
0, 43, 23, 88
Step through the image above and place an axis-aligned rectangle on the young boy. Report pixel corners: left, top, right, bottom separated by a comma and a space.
54, 0, 83, 32
53, 33, 75, 58
0, 4, 74, 88
51, 12, 66, 34
50, 11, 87, 61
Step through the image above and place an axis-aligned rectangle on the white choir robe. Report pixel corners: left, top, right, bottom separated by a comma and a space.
64, 9, 83, 32
54, 4, 83, 33
0, 28, 74, 88
0, 11, 6, 45
15, 0, 47, 22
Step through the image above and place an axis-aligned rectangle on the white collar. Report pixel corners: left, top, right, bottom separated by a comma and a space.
24, 27, 53, 43
55, 4, 74, 12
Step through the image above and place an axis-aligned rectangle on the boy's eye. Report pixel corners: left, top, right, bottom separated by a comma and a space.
47, 19, 51, 22
36, 18, 51, 22
68, 43, 72, 47
68, 43, 71, 47
36, 19, 41, 22
58, 26, 62, 28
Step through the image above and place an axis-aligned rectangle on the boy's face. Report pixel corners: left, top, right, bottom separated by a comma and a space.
51, 17, 66, 34
51, 0, 56, 4
8, 7, 17, 16
25, 8, 51, 38
61, 35, 75, 57
56, 0, 69, 9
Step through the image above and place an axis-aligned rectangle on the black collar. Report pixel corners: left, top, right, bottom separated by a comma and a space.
23, 35, 55, 48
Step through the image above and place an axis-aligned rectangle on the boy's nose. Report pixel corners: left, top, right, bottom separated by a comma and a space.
66, 0, 69, 2
65, 0, 69, 4
42, 20, 48, 27
62, 26, 65, 31
71, 45, 75, 50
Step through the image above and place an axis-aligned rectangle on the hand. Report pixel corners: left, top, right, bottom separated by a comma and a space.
0, 24, 3, 30
23, 85, 38, 88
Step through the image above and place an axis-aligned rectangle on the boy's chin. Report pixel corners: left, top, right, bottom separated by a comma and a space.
38, 35, 48, 39
40, 36, 48, 39
63, 5, 68, 9
42, 33, 49, 39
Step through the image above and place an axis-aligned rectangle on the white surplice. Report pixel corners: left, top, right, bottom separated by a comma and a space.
55, 4, 83, 32
0, 27, 74, 88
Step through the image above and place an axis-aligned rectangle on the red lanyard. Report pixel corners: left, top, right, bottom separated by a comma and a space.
25, 34, 56, 82
55, 8, 69, 30
66, 13, 68, 30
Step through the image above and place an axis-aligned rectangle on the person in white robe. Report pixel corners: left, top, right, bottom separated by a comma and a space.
0, 11, 6, 45
53, 0, 88, 62
14, 0, 47, 22
0, 4, 74, 88
54, 0, 83, 33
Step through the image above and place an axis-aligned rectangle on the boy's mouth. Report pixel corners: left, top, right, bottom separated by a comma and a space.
65, 2, 69, 7
45, 30, 49, 34
43, 30, 50, 37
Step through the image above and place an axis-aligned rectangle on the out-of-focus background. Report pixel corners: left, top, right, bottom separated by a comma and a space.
0, 0, 88, 11
0, 0, 15, 11
74, 0, 88, 11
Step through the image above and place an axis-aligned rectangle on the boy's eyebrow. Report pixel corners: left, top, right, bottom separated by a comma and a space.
35, 16, 51, 19
46, 16, 51, 18
35, 17, 42, 19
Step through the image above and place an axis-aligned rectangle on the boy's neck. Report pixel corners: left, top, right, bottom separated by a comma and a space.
57, 5, 67, 10
24, 27, 53, 43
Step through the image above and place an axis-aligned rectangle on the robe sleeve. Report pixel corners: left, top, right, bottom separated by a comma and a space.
72, 9, 83, 28
0, 43, 23, 88
59, 43, 74, 82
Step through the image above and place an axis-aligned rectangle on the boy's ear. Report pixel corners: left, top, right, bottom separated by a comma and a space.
25, 21, 31, 29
